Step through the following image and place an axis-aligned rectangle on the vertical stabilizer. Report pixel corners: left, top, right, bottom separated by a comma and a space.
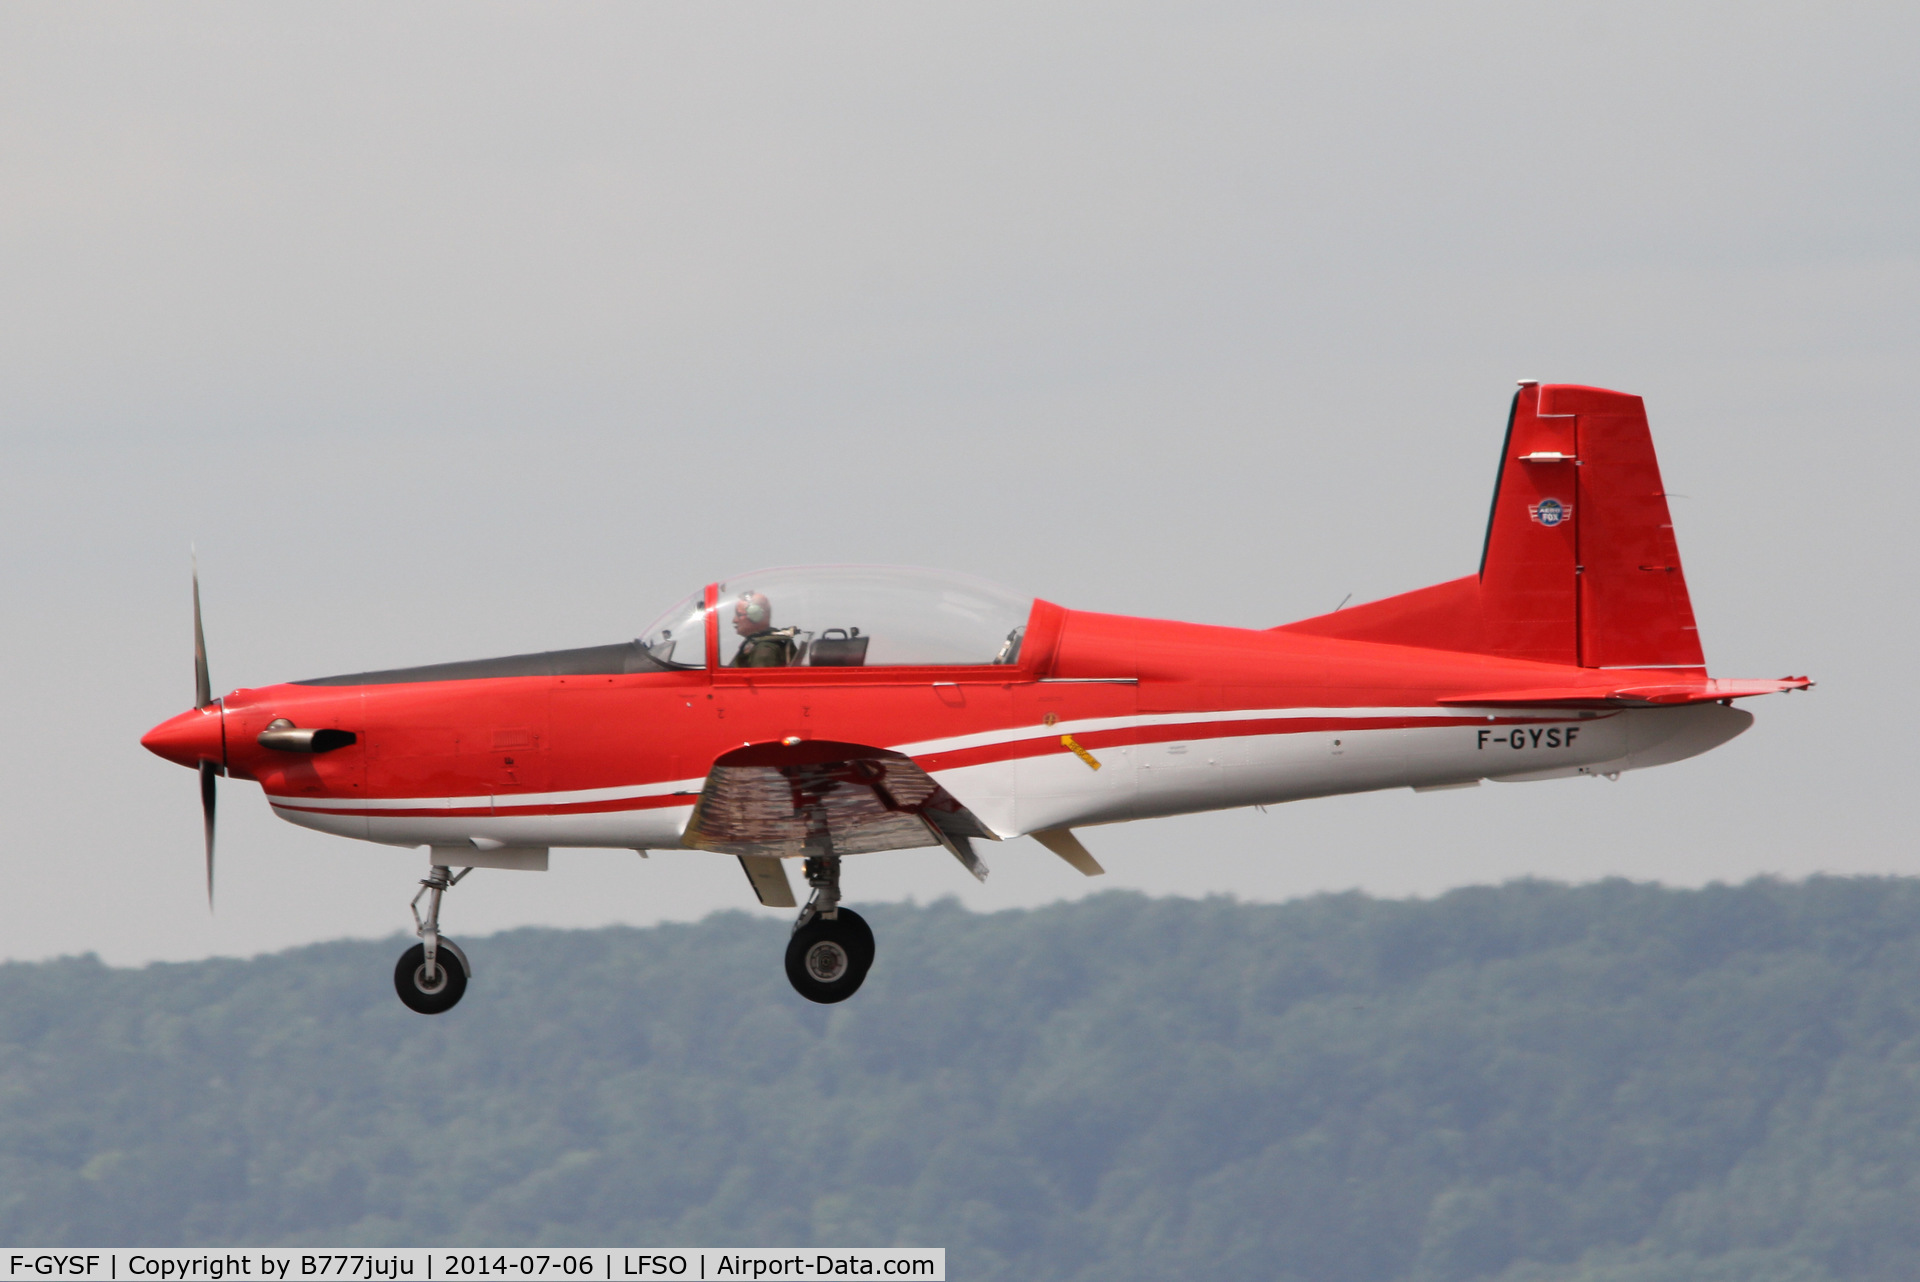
1280, 383, 1704, 670
1478, 384, 1580, 663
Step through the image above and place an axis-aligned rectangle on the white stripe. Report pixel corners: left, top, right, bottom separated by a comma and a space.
266, 705, 1572, 814
893, 705, 1513, 758
267, 774, 706, 814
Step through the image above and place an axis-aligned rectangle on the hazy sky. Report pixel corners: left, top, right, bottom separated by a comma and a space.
2, 3, 1912, 965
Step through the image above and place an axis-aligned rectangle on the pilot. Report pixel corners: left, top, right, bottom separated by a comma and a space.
730, 592, 800, 667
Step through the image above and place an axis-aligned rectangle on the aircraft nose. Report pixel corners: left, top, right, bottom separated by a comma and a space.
141, 705, 225, 770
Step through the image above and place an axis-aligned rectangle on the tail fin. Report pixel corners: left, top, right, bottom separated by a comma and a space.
1281, 383, 1704, 670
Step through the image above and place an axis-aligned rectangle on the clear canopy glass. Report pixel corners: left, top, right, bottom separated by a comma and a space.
636, 588, 710, 670
640, 565, 1032, 670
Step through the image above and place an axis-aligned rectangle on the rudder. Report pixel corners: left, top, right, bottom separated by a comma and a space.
1551, 384, 1702, 669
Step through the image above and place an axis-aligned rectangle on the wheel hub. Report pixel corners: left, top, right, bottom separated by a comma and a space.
805, 940, 849, 983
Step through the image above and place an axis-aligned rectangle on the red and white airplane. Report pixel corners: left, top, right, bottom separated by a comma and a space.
143, 382, 1808, 1013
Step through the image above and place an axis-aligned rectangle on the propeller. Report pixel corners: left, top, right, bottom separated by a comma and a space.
200, 759, 218, 908
193, 553, 217, 908
193, 553, 211, 711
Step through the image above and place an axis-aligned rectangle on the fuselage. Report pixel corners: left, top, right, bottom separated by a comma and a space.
144, 597, 1753, 860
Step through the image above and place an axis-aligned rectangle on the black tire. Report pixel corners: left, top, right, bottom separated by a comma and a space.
394, 940, 468, 1014
836, 907, 876, 972
785, 913, 874, 1004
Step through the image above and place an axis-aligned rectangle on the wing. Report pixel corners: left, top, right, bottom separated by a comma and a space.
683, 740, 997, 879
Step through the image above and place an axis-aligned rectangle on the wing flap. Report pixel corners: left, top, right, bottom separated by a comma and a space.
684, 741, 995, 861
1032, 828, 1105, 877
736, 855, 797, 908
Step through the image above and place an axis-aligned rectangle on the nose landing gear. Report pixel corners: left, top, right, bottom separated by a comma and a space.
785, 854, 874, 1004
395, 864, 472, 1014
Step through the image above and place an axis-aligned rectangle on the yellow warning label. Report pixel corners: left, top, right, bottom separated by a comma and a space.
1061, 734, 1102, 770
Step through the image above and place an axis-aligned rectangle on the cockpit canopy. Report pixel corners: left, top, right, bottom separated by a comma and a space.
641, 565, 1032, 670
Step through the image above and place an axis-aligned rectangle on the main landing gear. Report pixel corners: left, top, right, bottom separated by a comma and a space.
786, 854, 874, 1004
395, 864, 473, 1014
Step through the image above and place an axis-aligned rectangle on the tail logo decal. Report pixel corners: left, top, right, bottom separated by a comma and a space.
1528, 497, 1571, 527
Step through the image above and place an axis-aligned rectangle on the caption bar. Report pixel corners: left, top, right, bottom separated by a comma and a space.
4, 1254, 941, 1282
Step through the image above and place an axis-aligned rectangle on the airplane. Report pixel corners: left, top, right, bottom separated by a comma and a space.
142, 381, 1809, 1013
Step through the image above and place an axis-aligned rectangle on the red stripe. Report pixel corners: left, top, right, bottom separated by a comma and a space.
493, 793, 695, 818
272, 802, 492, 818
913, 713, 1566, 772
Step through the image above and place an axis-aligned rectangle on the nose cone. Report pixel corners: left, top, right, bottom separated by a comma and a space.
142, 705, 225, 769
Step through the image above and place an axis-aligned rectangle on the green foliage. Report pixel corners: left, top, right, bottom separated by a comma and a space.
4, 879, 1920, 1281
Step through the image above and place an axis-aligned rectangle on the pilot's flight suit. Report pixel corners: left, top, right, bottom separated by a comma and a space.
731, 627, 800, 667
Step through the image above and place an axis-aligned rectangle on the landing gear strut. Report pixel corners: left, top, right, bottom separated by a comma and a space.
786, 854, 874, 1004
395, 864, 472, 1014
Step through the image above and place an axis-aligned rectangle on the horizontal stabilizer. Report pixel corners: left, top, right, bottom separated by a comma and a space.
1439, 676, 1812, 709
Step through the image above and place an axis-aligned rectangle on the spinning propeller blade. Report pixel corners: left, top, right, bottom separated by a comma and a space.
192, 553, 217, 907
200, 759, 217, 907
193, 554, 212, 711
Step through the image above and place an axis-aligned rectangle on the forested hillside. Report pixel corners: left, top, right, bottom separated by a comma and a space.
4, 880, 1920, 1281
